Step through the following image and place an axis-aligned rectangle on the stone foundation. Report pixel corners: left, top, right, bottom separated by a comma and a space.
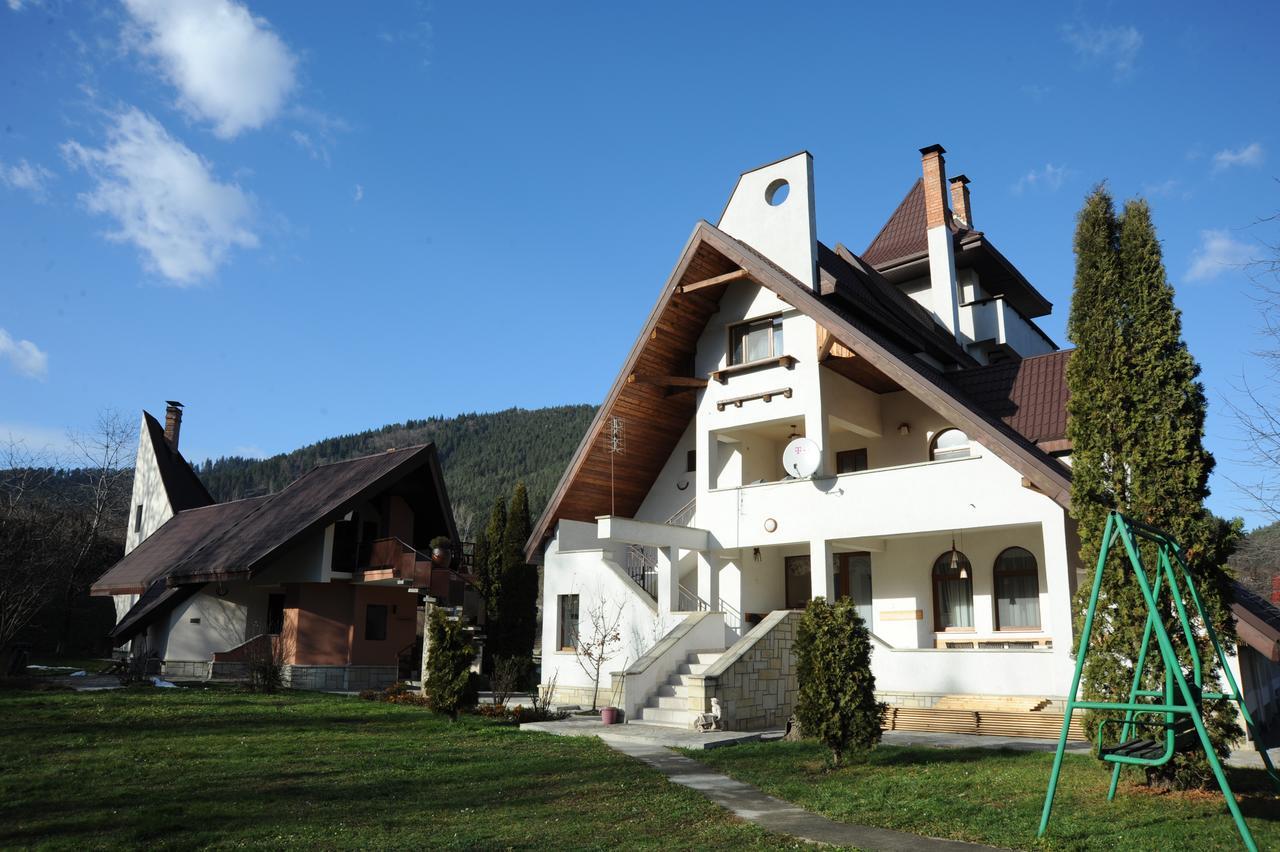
282, 665, 399, 692
541, 680, 622, 710
160, 660, 211, 680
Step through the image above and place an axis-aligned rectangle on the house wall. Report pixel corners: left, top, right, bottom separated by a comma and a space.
348, 585, 417, 666
160, 582, 256, 662
539, 520, 671, 697
125, 417, 176, 554
288, 582, 353, 666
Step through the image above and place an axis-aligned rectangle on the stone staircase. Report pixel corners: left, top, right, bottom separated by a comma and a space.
633, 649, 721, 727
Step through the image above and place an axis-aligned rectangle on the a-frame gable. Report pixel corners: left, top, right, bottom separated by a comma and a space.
526, 222, 1073, 561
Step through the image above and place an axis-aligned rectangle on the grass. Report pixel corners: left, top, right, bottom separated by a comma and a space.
685, 738, 1280, 851
0, 686, 798, 850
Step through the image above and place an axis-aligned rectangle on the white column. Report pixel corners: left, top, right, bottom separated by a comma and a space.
656, 545, 680, 617
809, 538, 832, 601
697, 552, 720, 611
1041, 510, 1076, 686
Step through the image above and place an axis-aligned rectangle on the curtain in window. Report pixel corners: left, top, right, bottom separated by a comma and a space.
933, 552, 973, 629
994, 547, 1040, 628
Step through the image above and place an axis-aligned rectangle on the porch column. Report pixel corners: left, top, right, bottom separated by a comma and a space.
1042, 511, 1073, 653
809, 538, 832, 601
696, 552, 720, 611
656, 545, 680, 617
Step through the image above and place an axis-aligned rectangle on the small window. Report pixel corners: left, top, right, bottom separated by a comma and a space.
993, 547, 1041, 630
686, 450, 697, 473
557, 594, 579, 651
836, 448, 868, 474
364, 604, 388, 641
729, 316, 784, 366
134, 504, 143, 533
932, 550, 974, 631
930, 428, 971, 462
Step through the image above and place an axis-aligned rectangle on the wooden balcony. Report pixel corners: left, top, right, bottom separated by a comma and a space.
354, 537, 474, 610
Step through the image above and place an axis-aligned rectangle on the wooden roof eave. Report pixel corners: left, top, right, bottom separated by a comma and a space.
524, 223, 738, 562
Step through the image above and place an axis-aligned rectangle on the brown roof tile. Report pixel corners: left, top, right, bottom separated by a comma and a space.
863, 179, 928, 267
91, 497, 268, 595
946, 349, 1072, 445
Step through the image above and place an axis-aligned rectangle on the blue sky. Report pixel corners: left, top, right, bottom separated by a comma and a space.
1, 1, 1277, 526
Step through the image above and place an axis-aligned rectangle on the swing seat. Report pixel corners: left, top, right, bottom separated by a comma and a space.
1096, 715, 1198, 766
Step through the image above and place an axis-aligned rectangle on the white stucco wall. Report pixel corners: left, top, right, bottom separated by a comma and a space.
160, 582, 260, 662
124, 416, 176, 555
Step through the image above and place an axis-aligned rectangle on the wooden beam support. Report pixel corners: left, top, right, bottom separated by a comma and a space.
678, 268, 749, 294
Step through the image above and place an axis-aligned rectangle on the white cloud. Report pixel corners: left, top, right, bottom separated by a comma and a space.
1062, 23, 1143, 76
1212, 142, 1264, 173
353, 184, 363, 203
122, 0, 297, 139
0, 328, 48, 380
0, 158, 55, 201
1012, 164, 1068, 195
290, 130, 328, 164
1142, 178, 1183, 199
1186, 229, 1252, 282
63, 108, 258, 285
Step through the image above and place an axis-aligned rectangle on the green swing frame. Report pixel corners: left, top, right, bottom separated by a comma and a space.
1037, 511, 1280, 851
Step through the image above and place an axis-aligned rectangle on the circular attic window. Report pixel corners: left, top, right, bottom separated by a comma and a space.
765, 178, 790, 206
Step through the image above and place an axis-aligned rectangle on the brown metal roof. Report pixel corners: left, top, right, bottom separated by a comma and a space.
946, 350, 1072, 446
108, 580, 200, 642
142, 411, 214, 512
1231, 581, 1280, 663
91, 497, 269, 595
862, 179, 930, 267
164, 444, 449, 584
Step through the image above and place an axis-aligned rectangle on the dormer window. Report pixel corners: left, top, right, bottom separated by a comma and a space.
729, 316, 784, 365
930, 428, 971, 462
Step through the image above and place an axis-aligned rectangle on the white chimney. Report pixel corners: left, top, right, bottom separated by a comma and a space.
717, 152, 817, 289
920, 145, 961, 339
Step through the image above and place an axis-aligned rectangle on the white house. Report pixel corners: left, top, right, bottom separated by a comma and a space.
524, 145, 1089, 731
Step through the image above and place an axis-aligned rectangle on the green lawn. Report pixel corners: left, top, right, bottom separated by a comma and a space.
0, 686, 797, 850
686, 738, 1280, 851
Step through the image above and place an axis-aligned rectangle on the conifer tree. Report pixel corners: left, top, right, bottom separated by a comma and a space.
1068, 189, 1242, 789
477, 493, 507, 668
497, 481, 538, 662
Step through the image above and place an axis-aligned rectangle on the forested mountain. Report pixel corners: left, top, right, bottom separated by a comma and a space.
195, 405, 596, 538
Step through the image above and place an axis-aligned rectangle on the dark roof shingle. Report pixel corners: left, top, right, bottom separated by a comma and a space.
946, 350, 1072, 445
143, 411, 214, 512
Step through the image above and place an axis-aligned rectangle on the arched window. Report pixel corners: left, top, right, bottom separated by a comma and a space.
930, 428, 971, 462
932, 550, 973, 631
993, 547, 1041, 630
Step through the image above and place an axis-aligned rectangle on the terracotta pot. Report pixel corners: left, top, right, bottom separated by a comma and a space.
601, 707, 619, 725
431, 547, 452, 570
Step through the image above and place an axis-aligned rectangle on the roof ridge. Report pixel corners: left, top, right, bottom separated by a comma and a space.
309, 443, 432, 468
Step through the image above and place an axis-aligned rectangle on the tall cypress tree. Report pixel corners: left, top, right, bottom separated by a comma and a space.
477, 493, 507, 667
497, 481, 538, 662
1068, 189, 1242, 789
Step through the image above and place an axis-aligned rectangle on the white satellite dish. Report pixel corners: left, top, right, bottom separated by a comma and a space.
782, 437, 821, 478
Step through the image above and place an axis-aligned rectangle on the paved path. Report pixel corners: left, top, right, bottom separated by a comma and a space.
520, 715, 772, 749
605, 738, 1003, 850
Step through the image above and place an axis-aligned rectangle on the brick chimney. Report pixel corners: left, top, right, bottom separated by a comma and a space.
919, 144, 961, 339
949, 175, 972, 229
164, 401, 184, 449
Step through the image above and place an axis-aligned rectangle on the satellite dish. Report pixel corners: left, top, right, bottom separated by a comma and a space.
782, 437, 821, 478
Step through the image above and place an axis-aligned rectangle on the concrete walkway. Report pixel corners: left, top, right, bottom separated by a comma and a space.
520, 714, 775, 749
606, 738, 1002, 850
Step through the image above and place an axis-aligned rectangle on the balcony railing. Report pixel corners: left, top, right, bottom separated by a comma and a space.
621, 499, 696, 600
355, 537, 477, 612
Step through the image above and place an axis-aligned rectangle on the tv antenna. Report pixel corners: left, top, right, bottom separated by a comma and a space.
607, 416, 625, 515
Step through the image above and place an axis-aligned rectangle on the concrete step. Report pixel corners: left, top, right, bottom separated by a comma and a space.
653, 695, 692, 710
637, 705, 693, 726
626, 717, 688, 730
687, 650, 723, 666
654, 683, 691, 698
675, 662, 709, 676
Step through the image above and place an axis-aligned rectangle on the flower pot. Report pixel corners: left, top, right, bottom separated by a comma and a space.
430, 547, 452, 571
601, 707, 619, 725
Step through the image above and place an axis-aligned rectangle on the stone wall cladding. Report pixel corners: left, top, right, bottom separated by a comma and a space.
161, 660, 211, 680
704, 611, 801, 731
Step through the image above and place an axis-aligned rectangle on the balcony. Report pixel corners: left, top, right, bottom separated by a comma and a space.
960, 295, 1055, 360
353, 537, 476, 613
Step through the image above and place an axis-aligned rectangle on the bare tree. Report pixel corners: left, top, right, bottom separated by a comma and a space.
0, 439, 62, 672
573, 597, 626, 712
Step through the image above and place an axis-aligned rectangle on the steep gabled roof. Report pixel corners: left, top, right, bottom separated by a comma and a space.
861, 180, 1053, 320
947, 350, 1072, 450
525, 221, 1073, 560
142, 411, 214, 512
164, 444, 454, 585
91, 497, 269, 595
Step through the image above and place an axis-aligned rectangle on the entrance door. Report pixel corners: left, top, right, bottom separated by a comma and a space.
784, 555, 811, 609
834, 552, 873, 625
